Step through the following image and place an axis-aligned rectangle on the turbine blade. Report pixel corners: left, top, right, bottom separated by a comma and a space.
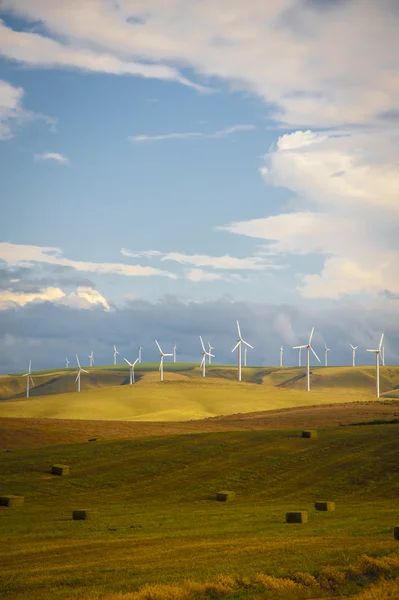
209, 353, 215, 358
308, 327, 314, 345
293, 345, 307, 349
236, 320, 242, 339
199, 336, 206, 352
231, 342, 240, 352
310, 346, 321, 362
367, 349, 378, 353
75, 373, 80, 382
82, 369, 89, 374
379, 333, 384, 351
133, 358, 139, 366
155, 340, 162, 354
76, 354, 81, 369
30, 376, 34, 386
242, 340, 253, 349
28, 360, 31, 373
200, 356, 205, 367
124, 358, 133, 366
164, 353, 173, 357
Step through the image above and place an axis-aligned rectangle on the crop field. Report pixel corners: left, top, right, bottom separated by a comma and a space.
1, 421, 399, 599
1, 364, 399, 421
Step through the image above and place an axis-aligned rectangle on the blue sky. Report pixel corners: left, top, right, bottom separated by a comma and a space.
0, 0, 398, 372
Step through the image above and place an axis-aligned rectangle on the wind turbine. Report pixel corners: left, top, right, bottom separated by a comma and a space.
89, 351, 94, 367
173, 344, 177, 363
293, 327, 320, 392
208, 342, 214, 364
124, 357, 139, 384
231, 321, 253, 382
200, 336, 214, 377
280, 346, 283, 368
324, 342, 331, 367
65, 357, 69, 369
138, 347, 142, 363
350, 344, 358, 367
75, 355, 88, 393
367, 334, 384, 398
113, 345, 119, 365
155, 340, 173, 382
23, 360, 34, 398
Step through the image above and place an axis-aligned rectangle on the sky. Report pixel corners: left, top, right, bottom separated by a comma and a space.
0, 0, 399, 373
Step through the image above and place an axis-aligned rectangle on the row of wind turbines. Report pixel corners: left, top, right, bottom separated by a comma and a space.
22, 323, 386, 398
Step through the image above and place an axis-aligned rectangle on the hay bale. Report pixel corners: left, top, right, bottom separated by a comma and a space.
394, 527, 399, 540
286, 511, 308, 524
302, 430, 318, 439
0, 495, 25, 507
51, 464, 70, 476
315, 501, 335, 511
88, 438, 97, 442
216, 490, 236, 502
73, 510, 91, 520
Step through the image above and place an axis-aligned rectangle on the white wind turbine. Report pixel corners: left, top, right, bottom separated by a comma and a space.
155, 340, 173, 382
350, 344, 358, 367
89, 351, 94, 367
280, 346, 283, 368
293, 327, 320, 392
208, 342, 214, 364
113, 345, 119, 365
138, 347, 142, 363
23, 360, 34, 398
75, 355, 88, 393
200, 336, 214, 377
324, 342, 331, 367
173, 344, 177, 363
124, 357, 139, 385
231, 321, 253, 382
367, 333, 384, 398
65, 357, 69, 368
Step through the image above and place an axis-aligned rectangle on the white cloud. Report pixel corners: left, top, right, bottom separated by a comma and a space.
0, 285, 110, 311
185, 269, 224, 282
0, 79, 54, 139
128, 124, 255, 143
121, 248, 279, 271
34, 152, 70, 165
222, 129, 399, 299
1, 1, 398, 126
0, 242, 177, 279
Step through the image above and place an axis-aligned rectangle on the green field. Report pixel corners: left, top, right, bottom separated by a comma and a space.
1, 364, 398, 421
1, 423, 399, 599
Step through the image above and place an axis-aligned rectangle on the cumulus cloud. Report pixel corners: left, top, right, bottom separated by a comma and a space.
0, 79, 54, 139
0, 285, 110, 311
129, 124, 255, 143
0, 242, 177, 279
34, 152, 70, 165
222, 129, 399, 299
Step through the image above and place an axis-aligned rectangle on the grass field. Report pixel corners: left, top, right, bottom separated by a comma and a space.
1, 364, 398, 421
1, 422, 399, 599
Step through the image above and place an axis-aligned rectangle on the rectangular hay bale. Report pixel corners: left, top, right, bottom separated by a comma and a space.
394, 527, 399, 540
286, 511, 308, 524
302, 430, 318, 439
216, 490, 236, 502
315, 501, 335, 511
0, 495, 25, 507
51, 464, 70, 476
73, 510, 91, 520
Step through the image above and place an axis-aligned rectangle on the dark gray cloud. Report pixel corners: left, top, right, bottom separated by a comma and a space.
0, 263, 94, 293
0, 296, 398, 374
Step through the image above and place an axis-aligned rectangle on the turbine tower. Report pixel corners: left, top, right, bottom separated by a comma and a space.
208, 342, 214, 364
113, 345, 119, 365
124, 357, 139, 385
155, 340, 173, 382
89, 351, 94, 367
324, 342, 331, 367
350, 344, 358, 367
75, 355, 88, 393
138, 347, 142, 363
367, 334, 384, 398
23, 360, 34, 398
293, 327, 320, 392
65, 357, 69, 368
173, 344, 177, 363
231, 321, 253, 382
280, 346, 283, 368
200, 336, 214, 377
